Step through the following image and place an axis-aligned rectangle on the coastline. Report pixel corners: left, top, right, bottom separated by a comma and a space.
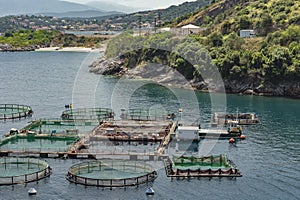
35, 47, 105, 53
89, 55, 300, 99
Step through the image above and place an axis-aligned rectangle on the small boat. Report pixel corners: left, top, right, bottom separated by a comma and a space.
145, 187, 155, 195
28, 188, 37, 195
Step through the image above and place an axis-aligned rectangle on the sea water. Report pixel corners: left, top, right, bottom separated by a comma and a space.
0, 51, 299, 199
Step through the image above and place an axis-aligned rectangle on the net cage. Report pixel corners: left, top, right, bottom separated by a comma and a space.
173, 154, 232, 168
120, 109, 176, 121
164, 155, 242, 177
66, 160, 157, 187
61, 108, 114, 121
0, 157, 52, 185
20, 118, 99, 135
0, 104, 33, 121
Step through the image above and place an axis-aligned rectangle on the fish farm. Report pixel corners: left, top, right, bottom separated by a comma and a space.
0, 157, 52, 185
0, 104, 33, 121
0, 106, 251, 187
66, 160, 157, 187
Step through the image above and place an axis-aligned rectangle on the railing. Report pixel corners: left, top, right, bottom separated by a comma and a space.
61, 108, 114, 121
0, 157, 52, 185
121, 109, 176, 121
0, 104, 33, 120
66, 160, 157, 187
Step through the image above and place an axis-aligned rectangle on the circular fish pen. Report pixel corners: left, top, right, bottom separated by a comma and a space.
66, 160, 157, 187
61, 108, 114, 121
0, 157, 52, 185
0, 104, 33, 121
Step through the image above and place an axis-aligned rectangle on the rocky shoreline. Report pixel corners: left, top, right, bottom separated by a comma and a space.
0, 43, 40, 52
89, 55, 300, 99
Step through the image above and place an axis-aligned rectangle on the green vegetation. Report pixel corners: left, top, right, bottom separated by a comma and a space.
0, 29, 107, 50
106, 31, 215, 82
196, 25, 300, 83
0, 30, 57, 47
106, 17, 300, 91
179, 0, 300, 36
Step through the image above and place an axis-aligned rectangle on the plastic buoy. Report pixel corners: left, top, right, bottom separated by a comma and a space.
28, 188, 37, 195
146, 187, 155, 195
229, 138, 235, 143
240, 135, 246, 140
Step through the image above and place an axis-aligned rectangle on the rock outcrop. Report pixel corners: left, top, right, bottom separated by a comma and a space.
89, 56, 300, 98
0, 43, 39, 52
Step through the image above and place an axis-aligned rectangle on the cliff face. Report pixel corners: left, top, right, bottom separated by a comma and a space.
89, 56, 300, 98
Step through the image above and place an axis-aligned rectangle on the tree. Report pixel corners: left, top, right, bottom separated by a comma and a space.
224, 32, 244, 50
255, 13, 273, 36
207, 32, 223, 47
239, 16, 251, 29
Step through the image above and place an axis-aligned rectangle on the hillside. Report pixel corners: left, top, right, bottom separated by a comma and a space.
90, 0, 300, 98
178, 0, 300, 35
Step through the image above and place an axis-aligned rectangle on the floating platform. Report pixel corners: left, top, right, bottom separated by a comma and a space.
69, 120, 176, 156
199, 129, 241, 139
0, 104, 33, 121
211, 112, 259, 126
85, 120, 174, 143
178, 123, 242, 140
163, 154, 242, 178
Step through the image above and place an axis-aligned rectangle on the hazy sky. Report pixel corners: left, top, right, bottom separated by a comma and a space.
65, 0, 195, 9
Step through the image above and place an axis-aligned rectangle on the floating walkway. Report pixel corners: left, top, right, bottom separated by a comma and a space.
0, 104, 33, 121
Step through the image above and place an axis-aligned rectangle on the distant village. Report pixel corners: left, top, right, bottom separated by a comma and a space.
0, 15, 125, 34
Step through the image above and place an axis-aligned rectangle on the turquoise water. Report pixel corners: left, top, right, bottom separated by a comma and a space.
0, 52, 299, 199
0, 137, 73, 152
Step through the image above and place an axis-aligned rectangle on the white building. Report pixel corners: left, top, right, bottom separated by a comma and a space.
181, 24, 202, 35
177, 126, 200, 140
240, 29, 256, 38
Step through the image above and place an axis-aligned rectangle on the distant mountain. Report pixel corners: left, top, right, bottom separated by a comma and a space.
0, 0, 118, 17
86, 1, 146, 13
43, 10, 122, 18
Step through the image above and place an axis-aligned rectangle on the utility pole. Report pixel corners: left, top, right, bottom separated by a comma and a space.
138, 15, 142, 36
154, 16, 157, 34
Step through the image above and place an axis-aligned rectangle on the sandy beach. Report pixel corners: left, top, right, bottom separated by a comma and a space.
35, 46, 106, 52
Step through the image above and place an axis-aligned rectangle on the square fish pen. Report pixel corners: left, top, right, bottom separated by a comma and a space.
163, 154, 242, 178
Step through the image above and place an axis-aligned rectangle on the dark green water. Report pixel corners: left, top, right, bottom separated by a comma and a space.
0, 52, 299, 199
